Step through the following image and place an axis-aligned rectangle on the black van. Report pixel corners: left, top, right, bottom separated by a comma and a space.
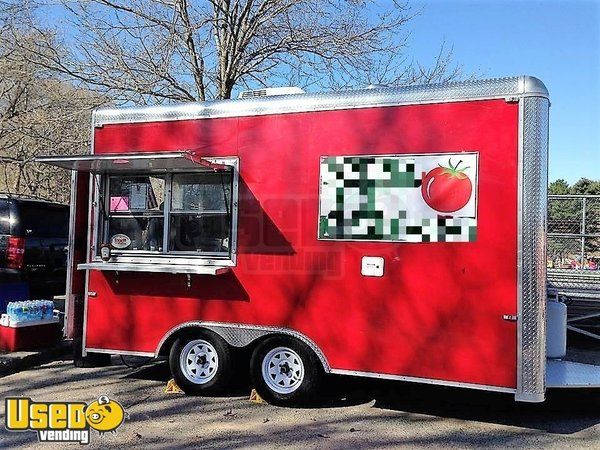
0, 195, 69, 299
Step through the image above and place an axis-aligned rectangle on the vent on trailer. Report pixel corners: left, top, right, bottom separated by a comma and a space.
238, 86, 305, 99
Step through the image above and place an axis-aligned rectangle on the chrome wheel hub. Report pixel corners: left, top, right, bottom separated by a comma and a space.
180, 339, 219, 384
262, 347, 305, 394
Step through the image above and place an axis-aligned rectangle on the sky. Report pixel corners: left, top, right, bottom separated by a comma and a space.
407, 0, 600, 183
40, 1, 599, 184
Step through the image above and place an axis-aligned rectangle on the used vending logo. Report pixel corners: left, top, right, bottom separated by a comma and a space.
5, 395, 126, 445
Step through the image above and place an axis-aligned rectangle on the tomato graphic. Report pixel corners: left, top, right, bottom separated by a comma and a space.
421, 159, 473, 213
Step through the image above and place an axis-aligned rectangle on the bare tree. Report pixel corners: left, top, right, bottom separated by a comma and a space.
12, 0, 461, 103
1, 0, 462, 201
0, 13, 105, 202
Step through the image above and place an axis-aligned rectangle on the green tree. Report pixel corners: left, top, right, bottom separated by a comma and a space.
571, 178, 600, 195
548, 179, 570, 195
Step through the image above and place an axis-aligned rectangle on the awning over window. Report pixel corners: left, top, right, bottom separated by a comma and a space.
35, 151, 230, 173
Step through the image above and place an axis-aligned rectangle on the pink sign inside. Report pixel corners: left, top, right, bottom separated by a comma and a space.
110, 196, 129, 212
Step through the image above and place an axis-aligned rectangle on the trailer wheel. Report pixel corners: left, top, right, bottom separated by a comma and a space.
250, 336, 323, 406
169, 330, 233, 395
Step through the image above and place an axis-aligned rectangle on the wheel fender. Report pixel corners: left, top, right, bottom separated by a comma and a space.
156, 321, 331, 373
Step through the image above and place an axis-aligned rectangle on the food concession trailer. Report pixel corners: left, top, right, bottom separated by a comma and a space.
37, 76, 600, 405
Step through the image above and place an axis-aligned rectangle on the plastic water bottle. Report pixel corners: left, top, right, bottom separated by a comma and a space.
37, 300, 44, 320
12, 302, 22, 322
19, 302, 26, 322
31, 301, 37, 321
24, 301, 32, 321
43, 300, 54, 320
10, 302, 19, 322
13, 302, 20, 322
31, 300, 39, 321
7, 302, 13, 321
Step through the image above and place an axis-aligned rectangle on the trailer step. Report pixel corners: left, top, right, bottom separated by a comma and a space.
546, 359, 600, 388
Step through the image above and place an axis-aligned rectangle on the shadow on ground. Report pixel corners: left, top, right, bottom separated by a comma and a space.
123, 358, 600, 436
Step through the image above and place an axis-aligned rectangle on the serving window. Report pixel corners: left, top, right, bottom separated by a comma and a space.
99, 169, 235, 259
169, 173, 232, 253
107, 175, 166, 251
34, 151, 238, 274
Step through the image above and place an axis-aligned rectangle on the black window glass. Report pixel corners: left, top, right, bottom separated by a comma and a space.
108, 217, 163, 251
171, 173, 231, 212
105, 175, 165, 252
0, 200, 10, 235
169, 213, 230, 253
16, 202, 68, 238
169, 172, 232, 254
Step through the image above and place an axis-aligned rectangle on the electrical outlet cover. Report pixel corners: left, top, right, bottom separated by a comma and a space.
361, 256, 384, 277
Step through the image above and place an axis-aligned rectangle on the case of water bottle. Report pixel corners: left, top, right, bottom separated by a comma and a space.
0, 300, 61, 351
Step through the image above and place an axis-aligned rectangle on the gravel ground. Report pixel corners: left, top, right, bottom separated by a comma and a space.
1, 353, 599, 449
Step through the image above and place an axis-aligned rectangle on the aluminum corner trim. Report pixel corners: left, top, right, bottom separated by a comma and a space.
519, 76, 549, 98
516, 96, 549, 403
515, 392, 545, 403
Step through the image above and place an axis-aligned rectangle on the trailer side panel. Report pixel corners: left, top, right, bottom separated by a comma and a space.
84, 98, 521, 389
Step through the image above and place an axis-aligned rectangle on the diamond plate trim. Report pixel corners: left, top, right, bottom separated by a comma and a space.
546, 360, 600, 388
155, 321, 331, 372
517, 97, 549, 402
94, 76, 547, 126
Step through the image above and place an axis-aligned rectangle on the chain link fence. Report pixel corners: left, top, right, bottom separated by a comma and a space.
547, 195, 600, 270
547, 195, 600, 340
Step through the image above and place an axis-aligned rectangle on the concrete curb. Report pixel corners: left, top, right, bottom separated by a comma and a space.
0, 340, 72, 378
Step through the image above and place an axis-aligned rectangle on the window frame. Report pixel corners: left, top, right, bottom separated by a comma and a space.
103, 173, 167, 254
91, 157, 239, 267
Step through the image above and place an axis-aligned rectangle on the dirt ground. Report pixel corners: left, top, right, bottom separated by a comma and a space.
1, 352, 599, 449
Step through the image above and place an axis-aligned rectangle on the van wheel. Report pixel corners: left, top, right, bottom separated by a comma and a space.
169, 330, 233, 395
250, 336, 323, 406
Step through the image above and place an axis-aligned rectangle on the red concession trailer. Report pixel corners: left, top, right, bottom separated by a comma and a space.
38, 76, 600, 405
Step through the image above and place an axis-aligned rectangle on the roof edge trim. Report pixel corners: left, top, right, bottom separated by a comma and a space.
94, 75, 549, 127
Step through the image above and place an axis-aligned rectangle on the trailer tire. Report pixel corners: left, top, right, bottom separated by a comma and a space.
169, 330, 233, 395
250, 336, 323, 406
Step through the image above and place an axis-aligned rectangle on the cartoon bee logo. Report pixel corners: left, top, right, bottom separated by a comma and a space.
85, 395, 125, 434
